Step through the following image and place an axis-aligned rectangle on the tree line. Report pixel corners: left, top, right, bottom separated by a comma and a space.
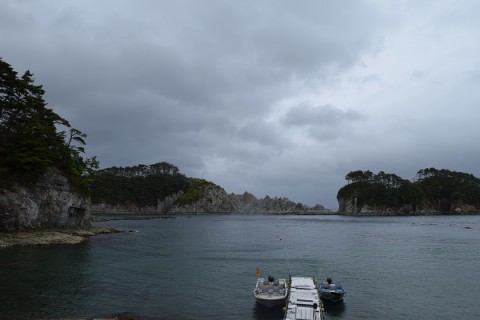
0, 58, 97, 190
90, 162, 190, 207
338, 168, 480, 212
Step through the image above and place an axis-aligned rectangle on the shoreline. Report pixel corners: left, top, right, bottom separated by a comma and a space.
0, 226, 123, 248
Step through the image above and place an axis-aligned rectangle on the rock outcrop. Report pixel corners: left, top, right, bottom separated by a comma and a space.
337, 197, 480, 215
0, 168, 91, 231
0, 227, 122, 247
92, 184, 331, 214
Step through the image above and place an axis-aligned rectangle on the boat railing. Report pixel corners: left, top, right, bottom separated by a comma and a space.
256, 278, 287, 295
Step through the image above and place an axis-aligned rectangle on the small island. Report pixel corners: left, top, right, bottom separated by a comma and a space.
337, 169, 480, 215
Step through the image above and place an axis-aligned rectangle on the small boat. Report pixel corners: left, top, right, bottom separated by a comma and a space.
253, 275, 288, 308
284, 276, 324, 320
319, 278, 346, 303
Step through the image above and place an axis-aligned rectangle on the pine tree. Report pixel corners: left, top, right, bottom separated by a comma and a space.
0, 58, 97, 188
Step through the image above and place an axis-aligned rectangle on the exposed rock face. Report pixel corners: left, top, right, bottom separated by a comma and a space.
337, 197, 479, 215
0, 168, 91, 231
338, 197, 426, 215
161, 186, 331, 214
452, 203, 480, 214
92, 184, 331, 214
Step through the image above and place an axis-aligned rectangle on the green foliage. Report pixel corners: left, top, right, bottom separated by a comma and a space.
415, 168, 480, 210
0, 58, 97, 190
338, 168, 480, 212
90, 164, 219, 208
174, 178, 216, 205
90, 162, 189, 207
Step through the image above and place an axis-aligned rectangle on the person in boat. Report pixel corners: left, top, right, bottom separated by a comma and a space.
322, 277, 332, 288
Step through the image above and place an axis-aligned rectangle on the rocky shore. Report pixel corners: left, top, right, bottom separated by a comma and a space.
0, 226, 122, 248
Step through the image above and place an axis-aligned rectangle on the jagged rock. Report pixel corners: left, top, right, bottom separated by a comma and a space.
92, 183, 331, 215
0, 168, 91, 231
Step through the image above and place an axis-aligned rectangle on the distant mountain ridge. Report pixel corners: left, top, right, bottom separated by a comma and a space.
90, 163, 330, 214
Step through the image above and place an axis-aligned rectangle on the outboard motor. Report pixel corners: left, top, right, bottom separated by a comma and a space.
268, 275, 275, 283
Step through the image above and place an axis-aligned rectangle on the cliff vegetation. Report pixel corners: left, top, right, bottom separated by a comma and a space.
0, 58, 96, 230
90, 163, 330, 214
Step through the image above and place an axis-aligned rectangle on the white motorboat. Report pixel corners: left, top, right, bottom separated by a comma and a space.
253, 275, 288, 308
284, 276, 324, 320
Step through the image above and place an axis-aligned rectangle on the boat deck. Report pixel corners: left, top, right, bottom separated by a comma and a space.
254, 277, 288, 307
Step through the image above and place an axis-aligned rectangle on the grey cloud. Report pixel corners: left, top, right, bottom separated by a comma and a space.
238, 120, 289, 149
284, 103, 365, 127
361, 74, 380, 84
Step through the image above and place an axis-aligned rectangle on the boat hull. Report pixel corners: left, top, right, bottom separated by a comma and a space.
254, 296, 286, 308
319, 281, 346, 303
319, 291, 345, 303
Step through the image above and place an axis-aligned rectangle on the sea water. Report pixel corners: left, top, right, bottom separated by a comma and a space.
1, 215, 479, 319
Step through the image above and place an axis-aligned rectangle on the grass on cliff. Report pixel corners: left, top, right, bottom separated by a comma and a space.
174, 178, 216, 206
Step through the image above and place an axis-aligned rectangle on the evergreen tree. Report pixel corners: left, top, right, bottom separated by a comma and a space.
0, 58, 97, 188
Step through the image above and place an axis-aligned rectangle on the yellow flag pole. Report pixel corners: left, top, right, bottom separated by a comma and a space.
256, 266, 260, 278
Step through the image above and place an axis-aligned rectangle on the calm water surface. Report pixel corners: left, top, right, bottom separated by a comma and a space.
1, 215, 479, 319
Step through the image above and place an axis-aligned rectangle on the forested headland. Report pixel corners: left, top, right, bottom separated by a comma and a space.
89, 162, 330, 214
337, 169, 480, 215
1, 58, 96, 231
90, 162, 214, 208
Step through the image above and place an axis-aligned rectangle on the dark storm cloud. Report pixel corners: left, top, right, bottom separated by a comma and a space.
24, 0, 379, 168
3, 0, 480, 209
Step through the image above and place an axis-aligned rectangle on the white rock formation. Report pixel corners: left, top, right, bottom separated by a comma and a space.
0, 168, 91, 230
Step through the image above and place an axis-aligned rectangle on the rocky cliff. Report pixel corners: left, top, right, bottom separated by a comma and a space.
0, 168, 91, 231
92, 184, 331, 214
337, 197, 480, 215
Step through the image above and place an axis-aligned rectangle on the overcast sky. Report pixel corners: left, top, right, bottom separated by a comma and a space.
2, 0, 480, 209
